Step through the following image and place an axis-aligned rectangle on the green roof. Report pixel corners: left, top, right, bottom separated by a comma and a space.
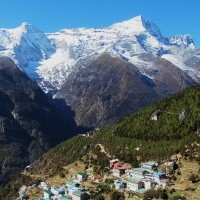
142, 161, 158, 166
51, 185, 60, 190
131, 168, 146, 173
60, 197, 69, 200
136, 188, 146, 194
126, 177, 142, 184
44, 190, 51, 195
55, 194, 69, 200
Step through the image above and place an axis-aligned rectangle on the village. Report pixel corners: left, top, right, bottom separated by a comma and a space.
19, 154, 180, 200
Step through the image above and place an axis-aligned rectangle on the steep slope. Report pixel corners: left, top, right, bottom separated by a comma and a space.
0, 57, 69, 185
56, 54, 195, 128
2, 83, 200, 200
32, 83, 200, 175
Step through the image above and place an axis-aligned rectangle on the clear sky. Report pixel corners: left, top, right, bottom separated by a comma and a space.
0, 0, 199, 46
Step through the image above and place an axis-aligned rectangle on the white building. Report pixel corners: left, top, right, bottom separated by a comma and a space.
66, 182, 80, 196
39, 181, 48, 190
126, 177, 144, 192
74, 173, 88, 182
164, 162, 174, 171
141, 161, 158, 172
153, 172, 167, 186
114, 179, 125, 190
141, 178, 155, 190
72, 190, 90, 200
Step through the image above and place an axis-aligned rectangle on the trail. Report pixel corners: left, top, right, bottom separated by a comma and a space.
96, 143, 112, 158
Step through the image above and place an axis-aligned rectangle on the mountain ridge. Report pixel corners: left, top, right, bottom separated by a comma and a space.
0, 15, 198, 92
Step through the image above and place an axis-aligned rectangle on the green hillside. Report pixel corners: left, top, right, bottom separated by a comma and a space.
95, 84, 200, 161
22, 84, 200, 173
25, 84, 200, 177
1, 84, 200, 199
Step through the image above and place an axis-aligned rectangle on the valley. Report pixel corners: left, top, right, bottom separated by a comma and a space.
0, 12, 200, 200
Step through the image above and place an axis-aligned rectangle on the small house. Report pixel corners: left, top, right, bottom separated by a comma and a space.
114, 179, 126, 190
112, 167, 127, 177
126, 178, 144, 192
164, 162, 174, 171
39, 181, 48, 190
111, 161, 128, 177
109, 159, 120, 169
72, 190, 90, 200
66, 182, 80, 196
93, 175, 101, 183
44, 190, 52, 199
74, 173, 88, 182
153, 172, 167, 185
141, 178, 155, 190
51, 186, 65, 196
141, 161, 158, 172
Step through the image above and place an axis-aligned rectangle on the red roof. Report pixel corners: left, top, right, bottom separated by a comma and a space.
94, 175, 101, 179
113, 166, 128, 170
113, 163, 128, 170
109, 161, 129, 170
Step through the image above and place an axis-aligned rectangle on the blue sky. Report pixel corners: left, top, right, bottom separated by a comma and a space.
0, 0, 200, 46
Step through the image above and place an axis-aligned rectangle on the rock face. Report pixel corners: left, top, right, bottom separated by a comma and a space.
56, 54, 195, 128
153, 58, 196, 96
0, 57, 68, 184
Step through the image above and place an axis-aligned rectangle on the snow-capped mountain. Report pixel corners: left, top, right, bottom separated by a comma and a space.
0, 22, 55, 79
0, 15, 199, 92
39, 15, 197, 91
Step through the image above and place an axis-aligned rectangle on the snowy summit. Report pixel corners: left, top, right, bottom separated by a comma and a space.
0, 15, 198, 92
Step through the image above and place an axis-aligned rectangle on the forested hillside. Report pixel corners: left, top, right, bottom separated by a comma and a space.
2, 83, 200, 200
27, 84, 200, 175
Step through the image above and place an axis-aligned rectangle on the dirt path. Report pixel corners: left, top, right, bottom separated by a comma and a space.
97, 143, 112, 158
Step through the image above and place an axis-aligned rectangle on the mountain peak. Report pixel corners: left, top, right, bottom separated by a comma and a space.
110, 15, 146, 33
169, 34, 196, 49
19, 22, 38, 33
110, 15, 163, 40
20, 22, 32, 27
